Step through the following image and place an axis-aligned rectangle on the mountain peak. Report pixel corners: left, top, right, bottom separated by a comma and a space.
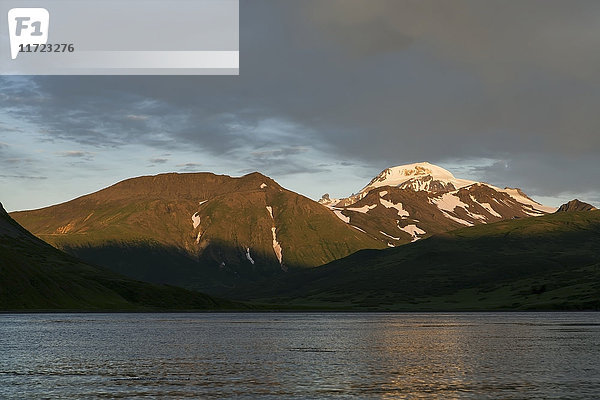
556, 199, 597, 213
360, 162, 475, 194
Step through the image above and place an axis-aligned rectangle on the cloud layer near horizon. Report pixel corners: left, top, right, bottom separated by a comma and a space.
1, 0, 600, 210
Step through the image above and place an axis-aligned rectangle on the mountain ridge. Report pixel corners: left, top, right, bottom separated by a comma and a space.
11, 171, 384, 293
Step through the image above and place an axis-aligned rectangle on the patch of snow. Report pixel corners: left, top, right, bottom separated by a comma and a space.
195, 231, 202, 244
260, 183, 267, 189
379, 190, 388, 197
380, 198, 410, 217
523, 209, 546, 216
192, 213, 201, 229
350, 225, 367, 233
502, 188, 557, 213
380, 231, 400, 240
266, 206, 274, 219
441, 211, 474, 226
399, 224, 426, 237
333, 210, 350, 223
473, 213, 487, 220
245, 247, 255, 265
219, 261, 226, 269
271, 227, 283, 265
471, 196, 502, 218
433, 193, 469, 213
387, 243, 395, 247
198, 200, 208, 206
346, 203, 377, 213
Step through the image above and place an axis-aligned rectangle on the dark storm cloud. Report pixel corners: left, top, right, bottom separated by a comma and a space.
1, 0, 600, 200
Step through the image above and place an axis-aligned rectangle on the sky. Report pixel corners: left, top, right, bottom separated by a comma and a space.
2, 0, 600, 212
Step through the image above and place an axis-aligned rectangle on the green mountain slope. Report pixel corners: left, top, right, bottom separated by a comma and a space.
11, 172, 384, 293
0, 202, 242, 311
233, 210, 600, 310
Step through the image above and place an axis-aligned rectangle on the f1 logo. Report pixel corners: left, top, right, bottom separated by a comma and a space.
7, 8, 49, 60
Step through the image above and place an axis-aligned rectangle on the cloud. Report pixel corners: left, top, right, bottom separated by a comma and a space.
125, 114, 149, 121
1, 1, 600, 205
149, 157, 169, 164
0, 174, 47, 180
58, 151, 94, 159
176, 162, 203, 172
251, 146, 308, 159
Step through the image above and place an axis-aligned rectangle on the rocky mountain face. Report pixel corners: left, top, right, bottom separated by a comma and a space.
11, 172, 383, 293
319, 162, 557, 246
556, 199, 597, 213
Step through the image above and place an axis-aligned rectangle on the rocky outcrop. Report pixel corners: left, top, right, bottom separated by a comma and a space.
556, 199, 597, 213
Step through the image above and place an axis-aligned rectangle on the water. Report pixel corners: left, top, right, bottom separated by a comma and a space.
1, 312, 599, 399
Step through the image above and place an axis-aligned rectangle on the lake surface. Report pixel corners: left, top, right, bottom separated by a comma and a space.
1, 312, 599, 399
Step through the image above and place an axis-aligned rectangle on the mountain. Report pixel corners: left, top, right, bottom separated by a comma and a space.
556, 199, 597, 213
233, 210, 600, 311
0, 202, 241, 310
11, 172, 384, 293
319, 162, 557, 245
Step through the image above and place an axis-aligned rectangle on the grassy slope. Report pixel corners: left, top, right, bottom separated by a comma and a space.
0, 203, 244, 311
233, 211, 600, 310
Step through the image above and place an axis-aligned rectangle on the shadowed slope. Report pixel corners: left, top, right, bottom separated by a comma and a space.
233, 211, 600, 310
0, 202, 243, 310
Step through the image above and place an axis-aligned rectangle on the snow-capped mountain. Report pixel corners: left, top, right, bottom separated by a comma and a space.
320, 162, 557, 245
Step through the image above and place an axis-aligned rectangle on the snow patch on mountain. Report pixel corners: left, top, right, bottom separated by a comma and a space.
266, 205, 284, 270
470, 196, 502, 218
351, 225, 367, 233
380, 198, 410, 217
346, 204, 377, 213
198, 200, 208, 206
333, 210, 350, 223
260, 183, 267, 189
246, 247, 255, 265
501, 188, 557, 213
399, 224, 426, 237
361, 162, 476, 194
271, 227, 283, 267
442, 212, 474, 226
380, 231, 400, 240
433, 193, 469, 212
523, 208, 546, 216
192, 213, 201, 229
379, 191, 388, 197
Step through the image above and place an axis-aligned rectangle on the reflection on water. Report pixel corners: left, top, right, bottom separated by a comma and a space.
1, 313, 599, 399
